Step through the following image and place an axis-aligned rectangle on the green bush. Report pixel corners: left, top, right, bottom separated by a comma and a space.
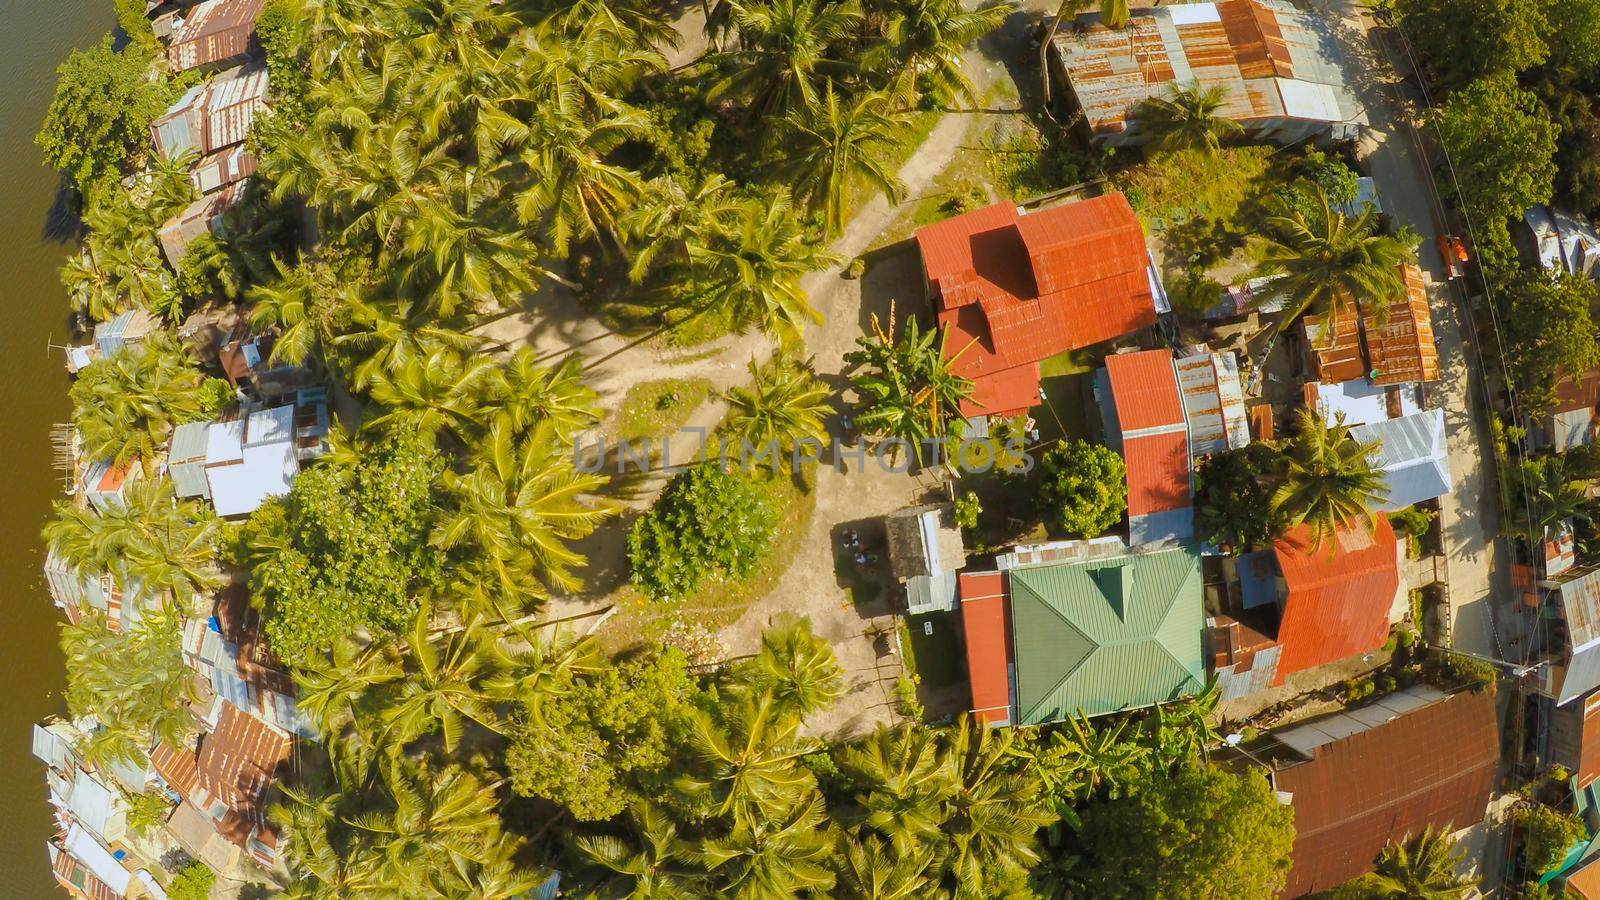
166, 861, 215, 900
954, 491, 981, 530
1514, 803, 1585, 873
1423, 650, 1498, 694
35, 37, 177, 194
1031, 440, 1127, 538
628, 464, 776, 599
1167, 268, 1226, 318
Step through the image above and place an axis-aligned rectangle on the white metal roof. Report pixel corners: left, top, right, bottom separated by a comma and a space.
245, 404, 294, 446
204, 419, 244, 465
63, 824, 133, 894
208, 439, 297, 518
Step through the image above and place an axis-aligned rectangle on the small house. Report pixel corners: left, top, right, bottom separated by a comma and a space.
80, 458, 141, 514
1535, 564, 1600, 707
1525, 205, 1600, 280
960, 541, 1205, 725
202, 405, 300, 518
1049, 0, 1366, 149
168, 421, 212, 500
151, 704, 291, 869
1265, 686, 1498, 896
1542, 369, 1600, 452
915, 193, 1162, 420
168, 0, 267, 73
1212, 516, 1400, 696
1100, 349, 1194, 547
151, 65, 268, 168
884, 504, 969, 615
1349, 408, 1452, 512
159, 181, 244, 266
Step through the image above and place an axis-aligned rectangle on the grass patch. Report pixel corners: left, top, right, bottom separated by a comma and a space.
905, 613, 964, 691
1038, 347, 1097, 378
1032, 372, 1097, 445
614, 377, 715, 444
1115, 145, 1285, 233
599, 464, 819, 652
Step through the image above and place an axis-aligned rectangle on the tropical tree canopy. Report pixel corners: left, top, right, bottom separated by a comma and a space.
1272, 407, 1387, 546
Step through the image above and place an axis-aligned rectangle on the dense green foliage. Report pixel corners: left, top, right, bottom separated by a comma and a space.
1195, 442, 1289, 552
1070, 762, 1296, 898
1394, 0, 1549, 88
1252, 187, 1412, 330
1033, 440, 1128, 537
1432, 73, 1558, 271
1513, 803, 1586, 872
69, 335, 206, 469
628, 464, 777, 599
242, 436, 447, 666
60, 609, 194, 768
1499, 270, 1600, 413
36, 37, 175, 194
846, 312, 973, 463
1273, 407, 1387, 545
44, 478, 220, 603
164, 861, 216, 900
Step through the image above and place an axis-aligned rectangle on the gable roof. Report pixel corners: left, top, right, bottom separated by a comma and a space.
1366, 265, 1439, 385
959, 572, 1014, 726
1551, 565, 1600, 706
918, 194, 1156, 418
169, 0, 267, 72
1275, 689, 1498, 896
1007, 546, 1204, 721
1305, 308, 1364, 384
1104, 351, 1193, 544
1272, 515, 1399, 684
195, 705, 290, 844
1350, 408, 1452, 511
1052, 0, 1364, 137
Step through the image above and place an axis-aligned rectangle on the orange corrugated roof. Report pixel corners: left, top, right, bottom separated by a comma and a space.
958, 363, 1040, 418
960, 572, 1013, 726
1272, 515, 1398, 684
1366, 264, 1438, 385
1305, 309, 1364, 384
1124, 430, 1191, 516
1105, 350, 1183, 433
920, 194, 1155, 421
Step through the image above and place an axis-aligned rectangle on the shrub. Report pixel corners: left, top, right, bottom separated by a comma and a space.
1032, 440, 1127, 538
1167, 268, 1226, 318
1194, 443, 1288, 553
1422, 650, 1498, 694
36, 37, 177, 194
166, 861, 215, 900
1514, 803, 1585, 873
1388, 506, 1436, 556
954, 491, 981, 530
628, 464, 776, 599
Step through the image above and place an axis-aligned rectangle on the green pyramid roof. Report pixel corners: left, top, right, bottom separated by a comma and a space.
1009, 546, 1204, 723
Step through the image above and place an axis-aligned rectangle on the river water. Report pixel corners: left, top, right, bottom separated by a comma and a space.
0, 1, 113, 893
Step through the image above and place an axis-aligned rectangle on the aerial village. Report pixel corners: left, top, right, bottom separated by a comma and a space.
28, 0, 1600, 897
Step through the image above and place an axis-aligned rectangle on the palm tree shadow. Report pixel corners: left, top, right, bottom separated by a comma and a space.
41, 176, 82, 244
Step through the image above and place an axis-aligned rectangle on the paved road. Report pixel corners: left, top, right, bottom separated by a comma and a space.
1321, 0, 1510, 661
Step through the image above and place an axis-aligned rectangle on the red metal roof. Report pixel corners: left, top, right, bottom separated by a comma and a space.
196, 705, 291, 846
1271, 516, 1398, 684
151, 740, 199, 798
958, 362, 1041, 418
1276, 690, 1498, 897
1124, 430, 1191, 517
1104, 350, 1183, 433
960, 572, 1013, 726
917, 194, 1155, 420
1579, 692, 1600, 790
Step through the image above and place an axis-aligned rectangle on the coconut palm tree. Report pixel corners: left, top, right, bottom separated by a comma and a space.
780, 87, 907, 234
68, 336, 206, 471
870, 0, 1014, 107
688, 195, 840, 345
60, 609, 196, 768
709, 0, 864, 124
45, 479, 221, 603
697, 791, 838, 899
624, 173, 741, 282
1139, 81, 1244, 155
377, 611, 507, 752
1252, 188, 1412, 334
482, 350, 600, 443
676, 688, 821, 820
1512, 454, 1590, 540
1366, 827, 1476, 898
292, 639, 403, 740
834, 725, 958, 857
515, 98, 651, 256
272, 781, 400, 899
353, 755, 514, 893
431, 421, 612, 611
742, 615, 846, 717
1272, 407, 1387, 547
484, 623, 603, 722
528, 0, 683, 52
573, 802, 707, 899
388, 170, 546, 319
722, 357, 832, 458
834, 833, 938, 900
941, 716, 1058, 896
846, 309, 974, 463
249, 259, 357, 369
335, 296, 484, 392
363, 346, 500, 448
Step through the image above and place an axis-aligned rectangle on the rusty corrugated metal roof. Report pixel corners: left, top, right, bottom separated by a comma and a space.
169, 0, 266, 72
1366, 264, 1438, 385
1275, 689, 1497, 896
960, 572, 1013, 726
1271, 515, 1398, 684
1053, 0, 1356, 134
1305, 308, 1364, 384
